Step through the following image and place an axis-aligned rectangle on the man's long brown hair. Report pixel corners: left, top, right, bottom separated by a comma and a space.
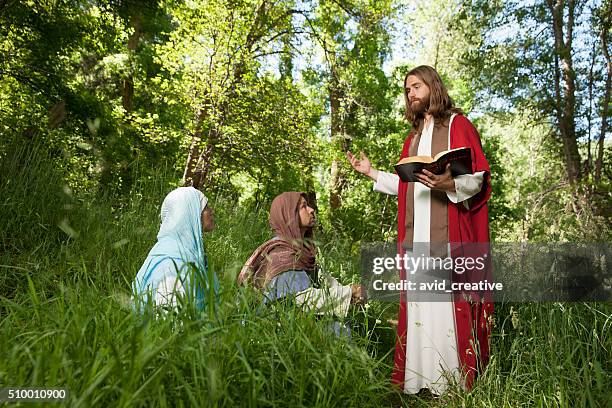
403, 65, 462, 129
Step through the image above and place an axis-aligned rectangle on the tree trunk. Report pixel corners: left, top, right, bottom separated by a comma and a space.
48, 100, 66, 129
329, 81, 343, 210
586, 42, 596, 178
182, 107, 207, 186
279, 25, 294, 81
191, 127, 218, 190
547, 0, 582, 185
304, 160, 318, 212
595, 17, 611, 183
122, 15, 142, 113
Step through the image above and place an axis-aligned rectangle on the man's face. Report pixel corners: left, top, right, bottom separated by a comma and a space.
201, 207, 215, 232
298, 197, 316, 229
405, 75, 431, 115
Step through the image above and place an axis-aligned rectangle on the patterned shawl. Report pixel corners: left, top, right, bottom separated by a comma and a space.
237, 192, 316, 289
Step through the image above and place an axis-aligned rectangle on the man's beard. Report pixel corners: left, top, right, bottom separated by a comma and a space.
410, 96, 430, 116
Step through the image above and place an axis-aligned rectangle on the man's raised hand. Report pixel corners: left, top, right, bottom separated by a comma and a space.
350, 284, 368, 305
346, 151, 378, 181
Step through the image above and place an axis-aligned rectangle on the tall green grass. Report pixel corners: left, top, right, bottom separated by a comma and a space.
1, 144, 610, 407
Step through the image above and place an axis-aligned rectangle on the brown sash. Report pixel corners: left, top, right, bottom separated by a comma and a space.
403, 118, 450, 257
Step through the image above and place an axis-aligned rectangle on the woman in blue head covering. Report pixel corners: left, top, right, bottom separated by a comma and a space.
132, 187, 219, 312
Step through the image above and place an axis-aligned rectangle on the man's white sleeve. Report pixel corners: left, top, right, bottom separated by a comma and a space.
373, 171, 400, 196
293, 276, 353, 318
446, 171, 485, 209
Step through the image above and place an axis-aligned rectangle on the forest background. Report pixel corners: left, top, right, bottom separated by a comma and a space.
1, 0, 611, 406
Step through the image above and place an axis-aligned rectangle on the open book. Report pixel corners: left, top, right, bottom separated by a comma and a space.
394, 147, 472, 182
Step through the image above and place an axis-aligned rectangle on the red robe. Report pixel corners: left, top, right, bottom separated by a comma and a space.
391, 114, 493, 390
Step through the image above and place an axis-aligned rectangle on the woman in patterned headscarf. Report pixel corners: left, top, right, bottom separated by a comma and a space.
238, 192, 365, 320
132, 187, 219, 312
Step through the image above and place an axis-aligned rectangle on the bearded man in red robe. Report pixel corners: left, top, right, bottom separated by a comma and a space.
347, 65, 493, 394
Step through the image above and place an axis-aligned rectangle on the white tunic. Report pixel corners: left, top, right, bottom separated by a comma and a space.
373, 116, 484, 394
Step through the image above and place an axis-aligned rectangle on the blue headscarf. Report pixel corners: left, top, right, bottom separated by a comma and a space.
132, 187, 219, 311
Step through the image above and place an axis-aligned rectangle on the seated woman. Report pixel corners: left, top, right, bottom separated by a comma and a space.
132, 186, 219, 312
237, 192, 365, 324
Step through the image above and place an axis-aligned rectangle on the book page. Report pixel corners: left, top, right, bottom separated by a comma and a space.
432, 147, 468, 161
397, 155, 434, 165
